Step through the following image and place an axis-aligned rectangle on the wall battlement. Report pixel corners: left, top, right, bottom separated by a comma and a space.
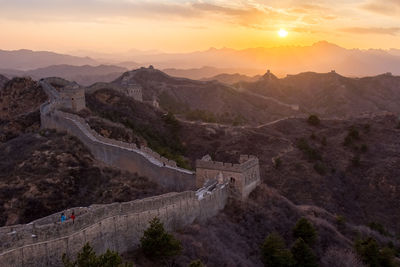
39, 79, 195, 191
1, 79, 264, 266
196, 155, 261, 200
195, 155, 259, 173
0, 184, 228, 267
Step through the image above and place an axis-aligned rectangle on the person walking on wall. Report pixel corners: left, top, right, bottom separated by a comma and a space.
61, 213, 66, 223
70, 211, 76, 224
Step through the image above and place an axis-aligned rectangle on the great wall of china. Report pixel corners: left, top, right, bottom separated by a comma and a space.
0, 78, 261, 266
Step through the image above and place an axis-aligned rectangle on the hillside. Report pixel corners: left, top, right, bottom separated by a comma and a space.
162, 66, 263, 80
121, 42, 400, 76
85, 92, 400, 265
1, 65, 128, 86
0, 49, 97, 70
202, 73, 261, 84
173, 184, 394, 267
0, 74, 8, 88
177, 114, 400, 232
238, 71, 400, 118
27, 64, 127, 86
0, 79, 165, 226
109, 67, 297, 125
84, 86, 400, 233
0, 77, 399, 265
0, 77, 47, 142
0, 130, 165, 227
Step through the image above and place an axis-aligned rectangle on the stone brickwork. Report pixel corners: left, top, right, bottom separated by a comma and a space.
124, 84, 143, 102
196, 155, 261, 199
40, 107, 194, 191
0, 79, 264, 267
0, 184, 228, 267
41, 78, 86, 112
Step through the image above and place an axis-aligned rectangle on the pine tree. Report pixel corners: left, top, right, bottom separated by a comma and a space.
291, 238, 318, 267
189, 259, 205, 267
293, 218, 317, 246
260, 232, 294, 267
62, 242, 133, 267
140, 217, 182, 261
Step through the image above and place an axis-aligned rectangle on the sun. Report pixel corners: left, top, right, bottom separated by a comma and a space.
278, 28, 288, 38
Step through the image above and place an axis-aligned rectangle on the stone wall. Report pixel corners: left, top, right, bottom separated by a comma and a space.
196, 156, 260, 199
0, 185, 228, 267
0, 80, 263, 267
40, 107, 195, 191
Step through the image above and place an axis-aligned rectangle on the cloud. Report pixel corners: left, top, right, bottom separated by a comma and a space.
0, 0, 200, 22
361, 0, 400, 16
0, 0, 313, 30
340, 27, 400, 35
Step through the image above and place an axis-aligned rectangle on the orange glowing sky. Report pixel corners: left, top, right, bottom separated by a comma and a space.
1, 0, 400, 53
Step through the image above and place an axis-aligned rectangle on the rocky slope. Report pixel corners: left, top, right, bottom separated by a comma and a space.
86, 87, 400, 234
1, 75, 399, 266
0, 130, 164, 226
237, 71, 400, 118
202, 73, 261, 84
179, 115, 400, 233
0, 78, 165, 227
2, 64, 127, 86
0, 49, 97, 70
0, 74, 8, 88
107, 67, 298, 125
0, 77, 47, 142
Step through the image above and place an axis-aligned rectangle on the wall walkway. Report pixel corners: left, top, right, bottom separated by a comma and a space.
0, 183, 228, 266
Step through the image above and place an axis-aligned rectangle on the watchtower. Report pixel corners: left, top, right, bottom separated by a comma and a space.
59, 82, 86, 112
195, 155, 261, 199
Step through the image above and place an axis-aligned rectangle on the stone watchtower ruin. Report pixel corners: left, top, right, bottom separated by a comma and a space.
125, 83, 143, 102
195, 155, 261, 199
59, 82, 86, 112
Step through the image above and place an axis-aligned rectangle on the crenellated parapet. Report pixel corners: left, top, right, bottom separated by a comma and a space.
2, 77, 263, 266
40, 80, 195, 191
196, 155, 261, 200
0, 183, 228, 267
195, 155, 259, 174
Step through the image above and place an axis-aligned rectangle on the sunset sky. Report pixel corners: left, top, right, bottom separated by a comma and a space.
1, 0, 400, 53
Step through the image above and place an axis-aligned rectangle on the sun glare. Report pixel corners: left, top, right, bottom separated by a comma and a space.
278, 29, 288, 38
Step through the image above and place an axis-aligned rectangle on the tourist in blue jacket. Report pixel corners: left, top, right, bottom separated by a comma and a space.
61, 213, 66, 223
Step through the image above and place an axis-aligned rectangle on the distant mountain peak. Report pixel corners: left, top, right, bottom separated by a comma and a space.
262, 70, 278, 81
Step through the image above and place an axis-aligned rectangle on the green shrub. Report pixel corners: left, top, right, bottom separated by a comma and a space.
293, 218, 317, 246
62, 243, 133, 267
297, 138, 322, 161
260, 232, 294, 267
396, 122, 400, 129
344, 126, 361, 147
291, 238, 318, 267
361, 144, 368, 153
368, 222, 390, 237
355, 237, 396, 267
307, 115, 320, 126
189, 259, 205, 267
310, 132, 317, 140
140, 217, 182, 261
